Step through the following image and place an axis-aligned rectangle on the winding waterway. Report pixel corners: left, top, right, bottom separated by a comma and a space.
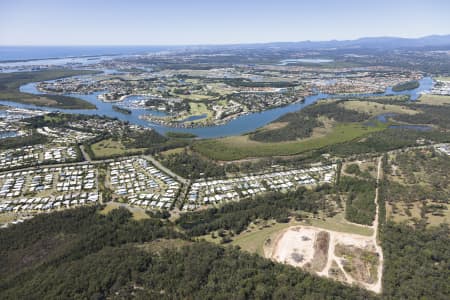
0, 131, 18, 139
0, 77, 433, 138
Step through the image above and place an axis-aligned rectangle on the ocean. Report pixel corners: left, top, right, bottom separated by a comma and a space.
0, 46, 174, 62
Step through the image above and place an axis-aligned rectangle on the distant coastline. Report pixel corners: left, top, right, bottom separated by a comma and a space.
0, 45, 170, 62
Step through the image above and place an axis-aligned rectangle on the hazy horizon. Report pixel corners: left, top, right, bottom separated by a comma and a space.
0, 33, 449, 47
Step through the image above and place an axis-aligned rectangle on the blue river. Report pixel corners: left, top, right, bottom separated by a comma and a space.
0, 77, 433, 139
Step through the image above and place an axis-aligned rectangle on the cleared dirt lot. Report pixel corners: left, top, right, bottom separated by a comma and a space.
268, 227, 318, 268
266, 225, 381, 293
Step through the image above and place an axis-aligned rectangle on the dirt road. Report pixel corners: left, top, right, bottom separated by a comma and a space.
370, 156, 384, 294
268, 157, 385, 294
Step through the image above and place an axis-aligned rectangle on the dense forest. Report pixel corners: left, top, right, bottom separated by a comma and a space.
339, 176, 377, 225
159, 150, 290, 179
394, 105, 450, 129
122, 129, 168, 148
0, 70, 98, 109
165, 132, 197, 138
391, 80, 420, 92
250, 101, 370, 142
0, 130, 47, 150
112, 105, 132, 114
323, 128, 450, 157
160, 150, 226, 179
251, 114, 321, 142
1, 193, 449, 298
382, 223, 450, 299
378, 154, 449, 299
0, 206, 374, 299
177, 185, 332, 236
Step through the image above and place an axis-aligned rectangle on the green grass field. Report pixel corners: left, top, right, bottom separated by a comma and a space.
0, 70, 97, 109
100, 202, 150, 221
426, 203, 450, 226
159, 147, 187, 157
169, 102, 214, 125
90, 138, 144, 158
198, 220, 296, 256
0, 214, 19, 224
339, 100, 418, 116
187, 102, 213, 123
307, 212, 373, 236
179, 93, 213, 101
203, 213, 372, 257
193, 122, 388, 160
189, 102, 209, 114
231, 221, 295, 256
417, 94, 450, 106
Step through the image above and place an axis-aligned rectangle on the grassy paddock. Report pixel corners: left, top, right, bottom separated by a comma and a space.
159, 147, 187, 157
184, 102, 213, 123
231, 221, 295, 256
90, 138, 144, 158
208, 213, 372, 257
306, 212, 373, 236
0, 213, 19, 224
417, 94, 450, 106
339, 100, 418, 116
165, 132, 197, 139
194, 122, 388, 160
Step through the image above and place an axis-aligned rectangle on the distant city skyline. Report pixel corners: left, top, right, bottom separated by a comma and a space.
1, 0, 449, 46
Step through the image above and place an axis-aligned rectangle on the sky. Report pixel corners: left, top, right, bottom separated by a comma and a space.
0, 0, 449, 46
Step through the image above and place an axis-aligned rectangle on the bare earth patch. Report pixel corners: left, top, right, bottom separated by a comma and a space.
328, 260, 347, 282
335, 244, 379, 284
308, 231, 329, 272
269, 227, 317, 268
260, 121, 289, 131
267, 225, 382, 293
